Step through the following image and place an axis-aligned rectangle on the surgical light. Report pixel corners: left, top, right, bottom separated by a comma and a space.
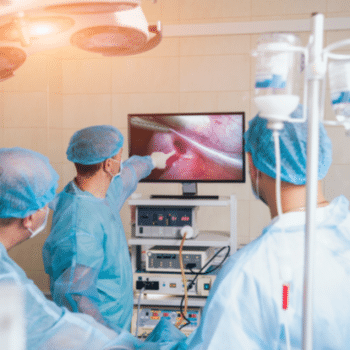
70, 6, 162, 56
0, 15, 75, 45
45, 0, 140, 14
0, 46, 26, 81
0, 0, 162, 79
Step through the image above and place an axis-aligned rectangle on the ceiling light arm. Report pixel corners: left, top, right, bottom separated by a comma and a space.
14, 12, 31, 47
133, 21, 162, 55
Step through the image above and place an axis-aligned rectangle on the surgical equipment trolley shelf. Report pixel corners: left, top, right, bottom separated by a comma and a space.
128, 195, 237, 337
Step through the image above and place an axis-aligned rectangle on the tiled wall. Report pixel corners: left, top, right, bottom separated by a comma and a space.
1, 0, 350, 292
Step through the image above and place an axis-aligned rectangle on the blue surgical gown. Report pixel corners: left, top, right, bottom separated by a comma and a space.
43, 156, 154, 332
0, 242, 154, 350
185, 195, 350, 349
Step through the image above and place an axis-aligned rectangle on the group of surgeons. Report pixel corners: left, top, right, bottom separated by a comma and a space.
0, 104, 350, 350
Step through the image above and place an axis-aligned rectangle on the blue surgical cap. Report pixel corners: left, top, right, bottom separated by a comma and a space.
0, 147, 59, 218
66, 125, 124, 165
244, 105, 333, 185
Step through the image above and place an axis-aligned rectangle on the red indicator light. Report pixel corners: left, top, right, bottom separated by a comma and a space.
282, 284, 289, 310
159, 216, 163, 221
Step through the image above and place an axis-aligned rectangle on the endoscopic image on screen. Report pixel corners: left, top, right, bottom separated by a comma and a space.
128, 113, 245, 183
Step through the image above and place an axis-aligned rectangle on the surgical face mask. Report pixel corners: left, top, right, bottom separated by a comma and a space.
28, 206, 49, 238
108, 157, 123, 180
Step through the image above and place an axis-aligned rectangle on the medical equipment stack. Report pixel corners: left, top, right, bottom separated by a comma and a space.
128, 194, 237, 338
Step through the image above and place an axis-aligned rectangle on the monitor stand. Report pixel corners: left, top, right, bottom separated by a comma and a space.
150, 183, 219, 200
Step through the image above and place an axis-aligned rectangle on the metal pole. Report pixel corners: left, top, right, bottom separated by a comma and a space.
302, 12, 324, 350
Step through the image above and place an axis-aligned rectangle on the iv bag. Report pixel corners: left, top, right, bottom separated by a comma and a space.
254, 33, 302, 121
328, 59, 350, 118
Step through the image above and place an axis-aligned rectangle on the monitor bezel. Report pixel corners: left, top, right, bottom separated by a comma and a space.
127, 111, 246, 184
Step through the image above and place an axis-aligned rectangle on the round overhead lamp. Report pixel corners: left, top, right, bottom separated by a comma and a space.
0, 15, 75, 46
70, 5, 162, 56
45, 0, 141, 15
0, 46, 26, 81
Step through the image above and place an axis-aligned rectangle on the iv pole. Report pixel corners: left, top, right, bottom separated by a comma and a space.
254, 11, 350, 350
302, 12, 324, 350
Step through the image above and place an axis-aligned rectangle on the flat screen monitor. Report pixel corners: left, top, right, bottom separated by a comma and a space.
128, 112, 245, 185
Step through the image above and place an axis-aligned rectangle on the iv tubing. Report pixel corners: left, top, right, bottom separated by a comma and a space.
302, 12, 324, 350
273, 127, 291, 350
273, 130, 283, 217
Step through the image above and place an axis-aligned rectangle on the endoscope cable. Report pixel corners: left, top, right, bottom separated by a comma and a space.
178, 245, 231, 330
175, 232, 188, 329
135, 285, 146, 337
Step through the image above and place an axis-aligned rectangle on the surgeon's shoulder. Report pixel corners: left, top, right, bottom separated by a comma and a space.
215, 233, 271, 283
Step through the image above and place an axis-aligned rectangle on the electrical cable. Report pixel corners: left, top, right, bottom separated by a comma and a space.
178, 245, 231, 330
175, 232, 188, 329
135, 285, 146, 337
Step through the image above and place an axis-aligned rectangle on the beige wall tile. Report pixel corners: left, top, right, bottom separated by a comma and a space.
44, 46, 103, 60
179, 0, 251, 20
51, 162, 66, 192
217, 91, 251, 114
2, 55, 49, 93
112, 56, 180, 93
252, 0, 326, 17
179, 92, 219, 112
135, 37, 180, 58
47, 128, 65, 164
112, 92, 180, 129
324, 164, 350, 201
0, 92, 4, 128
141, 0, 162, 23
326, 29, 350, 48
198, 182, 250, 201
4, 92, 48, 128
136, 182, 182, 197
2, 127, 49, 156
48, 93, 63, 129
62, 59, 112, 94
180, 35, 251, 56
236, 200, 250, 245
325, 126, 350, 165
142, 0, 180, 24
62, 94, 112, 128
249, 200, 271, 241
61, 161, 77, 189
196, 205, 232, 232
62, 128, 76, 155
326, 0, 350, 13
250, 14, 314, 21
159, 0, 181, 24
0, 127, 3, 147
47, 57, 63, 94
180, 55, 250, 92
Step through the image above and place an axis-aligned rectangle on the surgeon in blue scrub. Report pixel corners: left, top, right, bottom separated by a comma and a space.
185, 107, 350, 349
0, 147, 163, 350
43, 125, 173, 333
